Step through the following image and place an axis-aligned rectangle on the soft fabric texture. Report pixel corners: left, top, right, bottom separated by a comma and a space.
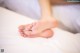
3, 0, 80, 33
0, 0, 5, 7
4, 0, 41, 19
0, 7, 80, 53
52, 4, 80, 33
0, 0, 3, 3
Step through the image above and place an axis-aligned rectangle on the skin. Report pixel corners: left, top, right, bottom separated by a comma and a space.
19, 0, 80, 38
19, 24, 53, 38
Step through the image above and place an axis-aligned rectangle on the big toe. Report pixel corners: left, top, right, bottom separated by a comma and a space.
19, 25, 25, 30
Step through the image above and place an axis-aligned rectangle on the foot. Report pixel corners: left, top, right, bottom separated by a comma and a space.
31, 18, 58, 35
18, 23, 53, 38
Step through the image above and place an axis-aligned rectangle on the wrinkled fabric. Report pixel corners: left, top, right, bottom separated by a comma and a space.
4, 0, 41, 19
3, 0, 80, 33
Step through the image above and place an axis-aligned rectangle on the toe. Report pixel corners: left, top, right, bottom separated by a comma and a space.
18, 25, 26, 37
23, 30, 32, 37
24, 24, 33, 31
18, 25, 25, 30
19, 29, 25, 37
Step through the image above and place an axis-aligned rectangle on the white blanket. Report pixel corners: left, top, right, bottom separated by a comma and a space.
0, 7, 80, 53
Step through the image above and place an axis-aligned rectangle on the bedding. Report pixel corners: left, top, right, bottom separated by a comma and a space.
0, 7, 80, 53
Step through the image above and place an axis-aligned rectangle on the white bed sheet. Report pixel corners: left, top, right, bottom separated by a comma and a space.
0, 7, 80, 53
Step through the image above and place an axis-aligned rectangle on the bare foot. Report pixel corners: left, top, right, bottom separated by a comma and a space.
18, 24, 53, 38
31, 19, 58, 35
